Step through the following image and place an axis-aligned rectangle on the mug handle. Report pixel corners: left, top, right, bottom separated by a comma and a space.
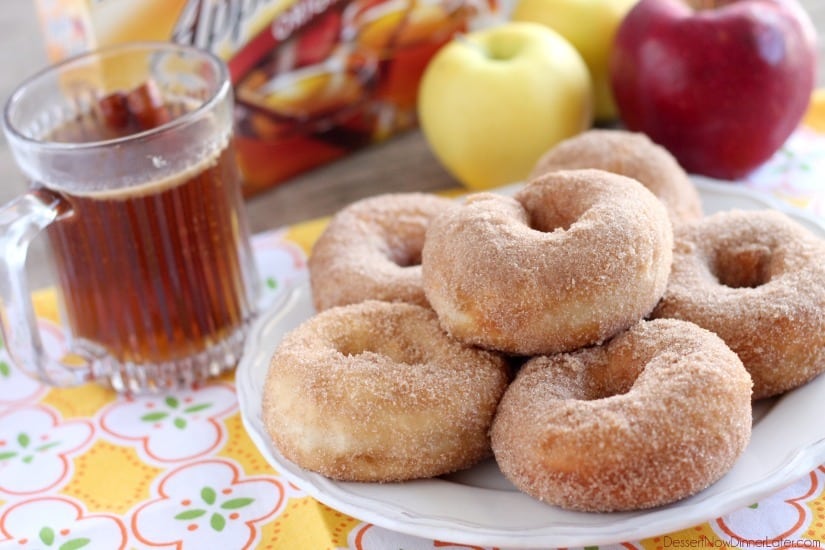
0, 188, 96, 387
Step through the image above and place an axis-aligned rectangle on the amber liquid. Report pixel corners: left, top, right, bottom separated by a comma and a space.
44, 120, 257, 366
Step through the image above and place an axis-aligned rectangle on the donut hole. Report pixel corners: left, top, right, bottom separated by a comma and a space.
387, 245, 422, 268
524, 202, 584, 233
334, 333, 425, 365
549, 348, 645, 401
383, 236, 424, 268
588, 360, 644, 400
711, 245, 773, 288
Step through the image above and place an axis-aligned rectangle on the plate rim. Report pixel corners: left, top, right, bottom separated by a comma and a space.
237, 179, 825, 547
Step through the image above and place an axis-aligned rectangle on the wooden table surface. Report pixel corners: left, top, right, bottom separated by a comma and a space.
2, 0, 825, 289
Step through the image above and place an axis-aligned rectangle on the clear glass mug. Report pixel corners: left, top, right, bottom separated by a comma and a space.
0, 42, 260, 394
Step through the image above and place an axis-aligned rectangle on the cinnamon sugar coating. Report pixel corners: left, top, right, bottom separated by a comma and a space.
529, 129, 702, 223
309, 193, 454, 311
421, 169, 673, 355
491, 318, 753, 512
652, 209, 825, 399
261, 300, 510, 482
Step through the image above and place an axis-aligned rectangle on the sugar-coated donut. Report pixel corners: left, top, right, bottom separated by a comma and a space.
652, 209, 825, 399
309, 193, 454, 311
529, 129, 702, 223
261, 300, 510, 482
421, 169, 673, 355
491, 318, 753, 512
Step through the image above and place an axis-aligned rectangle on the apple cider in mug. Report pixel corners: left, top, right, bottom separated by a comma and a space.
44, 113, 256, 365
0, 43, 260, 393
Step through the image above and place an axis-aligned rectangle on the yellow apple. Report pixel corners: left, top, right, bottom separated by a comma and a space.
418, 22, 593, 190
512, 0, 637, 121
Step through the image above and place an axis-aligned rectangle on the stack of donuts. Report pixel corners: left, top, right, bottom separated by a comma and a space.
261, 129, 825, 513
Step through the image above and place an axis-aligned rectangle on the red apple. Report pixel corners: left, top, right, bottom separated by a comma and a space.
609, 0, 817, 179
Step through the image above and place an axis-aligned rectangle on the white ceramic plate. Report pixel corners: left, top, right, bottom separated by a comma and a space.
236, 179, 825, 548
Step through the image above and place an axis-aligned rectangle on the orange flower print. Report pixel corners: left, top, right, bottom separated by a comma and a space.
132, 459, 284, 549
0, 496, 126, 549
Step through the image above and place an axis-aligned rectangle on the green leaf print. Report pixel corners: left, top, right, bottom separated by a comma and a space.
165, 396, 180, 409
174, 417, 187, 430
266, 277, 278, 290
17, 433, 30, 448
0, 451, 18, 460
210, 513, 226, 532
221, 497, 254, 510
0, 361, 10, 378
35, 442, 61, 452
183, 403, 212, 414
39, 526, 55, 545
749, 503, 759, 509
59, 538, 90, 550
201, 486, 217, 505
175, 509, 207, 520
140, 412, 169, 422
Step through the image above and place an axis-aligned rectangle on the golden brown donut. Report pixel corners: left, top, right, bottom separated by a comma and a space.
261, 300, 510, 482
652, 209, 825, 399
491, 318, 753, 512
421, 169, 673, 355
529, 129, 702, 223
308, 193, 454, 311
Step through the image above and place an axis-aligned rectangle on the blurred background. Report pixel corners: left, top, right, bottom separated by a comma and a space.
3, 0, 824, 208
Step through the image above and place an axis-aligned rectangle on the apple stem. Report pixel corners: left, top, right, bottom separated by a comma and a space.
689, 0, 720, 9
